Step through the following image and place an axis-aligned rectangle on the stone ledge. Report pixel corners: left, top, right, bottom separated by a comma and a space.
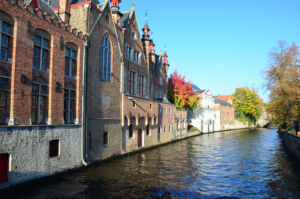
0, 125, 82, 131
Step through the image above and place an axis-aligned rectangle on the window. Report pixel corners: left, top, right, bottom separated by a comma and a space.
169, 125, 171, 132
139, 75, 144, 97
159, 77, 163, 85
131, 31, 136, 41
0, 20, 13, 62
65, 47, 77, 78
130, 48, 134, 61
0, 77, 10, 125
150, 104, 152, 110
49, 140, 59, 158
0, 153, 9, 184
100, 34, 111, 81
64, 89, 76, 124
126, 45, 130, 60
129, 124, 133, 138
146, 125, 150, 136
159, 106, 162, 114
129, 71, 135, 95
132, 100, 136, 108
103, 132, 108, 145
134, 51, 138, 64
33, 34, 50, 71
164, 125, 166, 133
138, 53, 141, 65
31, 83, 48, 124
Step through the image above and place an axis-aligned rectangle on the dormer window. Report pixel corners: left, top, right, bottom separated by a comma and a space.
131, 31, 136, 41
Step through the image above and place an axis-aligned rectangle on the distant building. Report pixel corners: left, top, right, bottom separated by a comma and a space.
188, 88, 219, 133
214, 98, 234, 130
217, 95, 233, 105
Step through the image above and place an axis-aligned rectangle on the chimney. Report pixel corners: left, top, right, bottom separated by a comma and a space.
59, 0, 71, 24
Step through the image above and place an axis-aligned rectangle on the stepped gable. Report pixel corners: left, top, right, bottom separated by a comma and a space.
44, 0, 88, 9
24, 0, 60, 19
5, 0, 88, 41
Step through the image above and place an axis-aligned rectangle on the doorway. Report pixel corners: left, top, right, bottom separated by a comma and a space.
138, 129, 142, 148
0, 153, 8, 184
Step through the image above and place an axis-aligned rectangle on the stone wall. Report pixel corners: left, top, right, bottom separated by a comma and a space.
280, 132, 300, 159
0, 125, 82, 189
173, 110, 188, 139
232, 119, 254, 129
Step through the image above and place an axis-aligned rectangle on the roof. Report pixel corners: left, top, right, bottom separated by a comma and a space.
154, 97, 171, 104
25, 0, 61, 19
44, 0, 92, 9
214, 98, 232, 106
120, 12, 130, 28
193, 85, 201, 91
217, 95, 233, 102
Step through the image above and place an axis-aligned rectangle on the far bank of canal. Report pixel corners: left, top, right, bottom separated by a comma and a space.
2, 128, 300, 199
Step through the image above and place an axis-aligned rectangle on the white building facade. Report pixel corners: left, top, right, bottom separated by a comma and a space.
188, 89, 220, 133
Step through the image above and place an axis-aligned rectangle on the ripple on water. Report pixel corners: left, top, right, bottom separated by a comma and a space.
2, 129, 300, 199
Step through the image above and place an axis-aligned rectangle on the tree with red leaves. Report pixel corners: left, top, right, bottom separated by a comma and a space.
168, 70, 201, 111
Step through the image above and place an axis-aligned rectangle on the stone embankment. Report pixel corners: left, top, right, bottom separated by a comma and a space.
279, 132, 300, 159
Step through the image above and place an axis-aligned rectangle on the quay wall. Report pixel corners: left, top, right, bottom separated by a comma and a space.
0, 126, 82, 189
279, 132, 300, 159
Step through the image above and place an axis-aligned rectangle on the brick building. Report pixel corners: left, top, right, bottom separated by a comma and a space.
0, 0, 190, 188
217, 95, 233, 105
56, 0, 188, 161
214, 98, 234, 130
0, 0, 86, 188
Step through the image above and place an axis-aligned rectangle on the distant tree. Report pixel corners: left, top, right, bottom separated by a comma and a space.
265, 41, 300, 126
233, 87, 262, 125
168, 70, 201, 111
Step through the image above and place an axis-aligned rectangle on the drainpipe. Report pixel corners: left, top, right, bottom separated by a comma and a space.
81, 42, 88, 166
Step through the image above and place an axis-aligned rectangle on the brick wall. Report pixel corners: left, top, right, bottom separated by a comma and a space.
0, 0, 85, 126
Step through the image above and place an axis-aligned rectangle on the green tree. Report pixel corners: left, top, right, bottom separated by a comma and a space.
233, 88, 262, 125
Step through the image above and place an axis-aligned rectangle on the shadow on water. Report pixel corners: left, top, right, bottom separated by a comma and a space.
1, 129, 300, 199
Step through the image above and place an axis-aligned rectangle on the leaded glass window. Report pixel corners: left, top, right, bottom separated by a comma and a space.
100, 34, 111, 81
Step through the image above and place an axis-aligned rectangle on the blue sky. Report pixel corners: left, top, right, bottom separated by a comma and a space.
115, 0, 300, 102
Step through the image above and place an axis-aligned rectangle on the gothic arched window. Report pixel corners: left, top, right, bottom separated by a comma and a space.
100, 34, 111, 81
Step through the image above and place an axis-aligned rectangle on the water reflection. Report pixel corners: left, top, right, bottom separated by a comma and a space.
2, 129, 300, 199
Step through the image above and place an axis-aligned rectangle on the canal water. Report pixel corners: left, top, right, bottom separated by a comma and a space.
2, 128, 300, 199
